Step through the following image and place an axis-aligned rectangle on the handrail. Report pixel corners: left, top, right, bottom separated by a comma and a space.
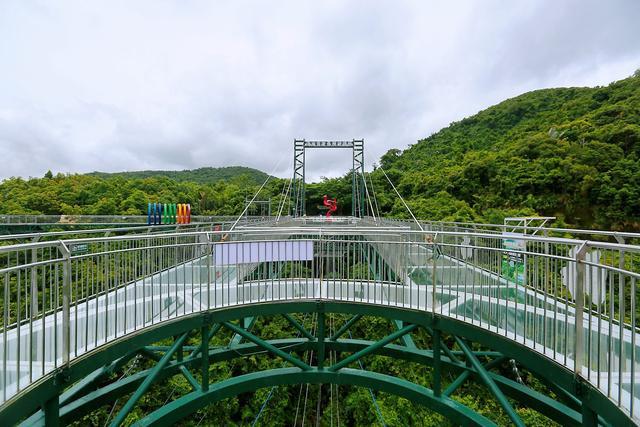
0, 220, 639, 422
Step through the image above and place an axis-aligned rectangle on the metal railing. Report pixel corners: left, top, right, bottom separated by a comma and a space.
0, 222, 639, 420
380, 217, 640, 244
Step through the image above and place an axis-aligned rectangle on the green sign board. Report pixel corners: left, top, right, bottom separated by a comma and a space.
71, 244, 89, 255
501, 233, 525, 286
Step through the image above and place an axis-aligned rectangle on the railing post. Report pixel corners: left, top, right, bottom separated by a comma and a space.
59, 242, 71, 366
433, 328, 442, 397
574, 242, 589, 376
31, 237, 40, 317
431, 233, 438, 314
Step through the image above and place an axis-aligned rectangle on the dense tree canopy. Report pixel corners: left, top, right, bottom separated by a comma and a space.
2, 73, 638, 230
372, 72, 640, 230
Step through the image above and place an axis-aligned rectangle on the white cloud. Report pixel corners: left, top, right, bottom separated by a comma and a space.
1, 0, 639, 181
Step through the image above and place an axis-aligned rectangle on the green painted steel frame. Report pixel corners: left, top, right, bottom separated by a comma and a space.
291, 139, 366, 217
2, 301, 634, 427
21, 338, 583, 427
136, 368, 494, 427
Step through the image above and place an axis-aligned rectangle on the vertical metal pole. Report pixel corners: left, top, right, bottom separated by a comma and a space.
574, 242, 588, 375
581, 401, 598, 427
433, 328, 441, 397
60, 242, 71, 366
302, 144, 306, 217
44, 395, 60, 427
352, 145, 356, 217
432, 235, 438, 314
31, 237, 40, 316
201, 324, 209, 392
317, 307, 325, 369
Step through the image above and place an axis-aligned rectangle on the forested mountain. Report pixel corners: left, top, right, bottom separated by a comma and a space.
1, 73, 638, 231
87, 166, 270, 185
0, 166, 280, 216
371, 71, 640, 230
0, 173, 286, 216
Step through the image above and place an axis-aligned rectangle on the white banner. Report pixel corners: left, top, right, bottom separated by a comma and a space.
213, 240, 314, 265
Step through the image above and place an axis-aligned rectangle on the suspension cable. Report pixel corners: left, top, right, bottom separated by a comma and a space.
347, 330, 387, 426
330, 313, 340, 426
103, 356, 141, 426
368, 172, 381, 219
276, 176, 293, 222
378, 166, 423, 231
230, 154, 285, 231
330, 316, 334, 426
294, 311, 318, 426
251, 312, 311, 427
361, 171, 377, 222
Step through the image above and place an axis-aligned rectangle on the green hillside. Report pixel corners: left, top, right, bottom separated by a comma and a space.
88, 166, 270, 185
370, 71, 640, 230
2, 73, 639, 231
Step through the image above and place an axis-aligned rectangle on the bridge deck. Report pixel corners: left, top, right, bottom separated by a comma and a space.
1, 220, 640, 422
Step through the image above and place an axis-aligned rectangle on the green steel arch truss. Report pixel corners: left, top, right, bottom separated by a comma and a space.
6, 302, 634, 427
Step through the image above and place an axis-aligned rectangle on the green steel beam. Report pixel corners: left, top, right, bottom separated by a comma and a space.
25, 340, 310, 426
455, 337, 524, 427
139, 348, 163, 361
109, 331, 190, 427
179, 366, 200, 391
432, 328, 441, 397
43, 396, 58, 427
25, 338, 581, 427
221, 321, 311, 370
282, 313, 315, 340
330, 314, 363, 340
393, 319, 417, 349
134, 368, 496, 427
4, 302, 634, 427
329, 323, 418, 371
424, 326, 461, 364
58, 351, 137, 406
444, 356, 507, 397
188, 323, 222, 360
228, 317, 256, 346
201, 325, 209, 392
444, 370, 471, 398
317, 310, 326, 369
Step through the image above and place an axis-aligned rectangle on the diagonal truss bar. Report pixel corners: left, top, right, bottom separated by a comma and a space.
425, 327, 461, 364
393, 319, 417, 349
187, 323, 222, 360
330, 314, 363, 340
24, 338, 582, 427
455, 337, 525, 427
110, 331, 190, 427
59, 351, 139, 406
283, 313, 315, 340
444, 355, 507, 397
179, 366, 200, 390
229, 317, 256, 346
221, 321, 311, 370
329, 324, 418, 371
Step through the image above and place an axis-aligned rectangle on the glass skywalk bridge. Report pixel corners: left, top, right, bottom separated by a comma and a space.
1, 217, 639, 425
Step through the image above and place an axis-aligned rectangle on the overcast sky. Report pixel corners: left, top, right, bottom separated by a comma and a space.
1, 1, 639, 182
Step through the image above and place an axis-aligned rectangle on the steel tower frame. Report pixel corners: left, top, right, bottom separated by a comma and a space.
291, 139, 366, 217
